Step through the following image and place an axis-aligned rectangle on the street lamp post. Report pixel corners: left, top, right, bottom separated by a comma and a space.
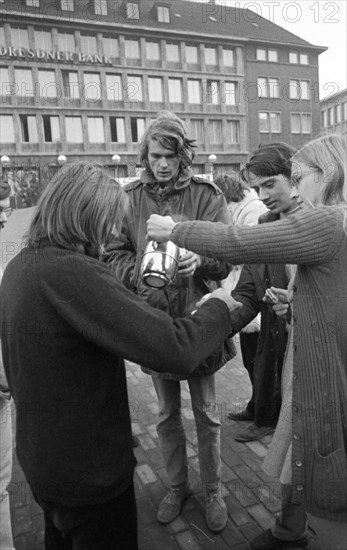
112, 154, 121, 180
57, 154, 67, 167
207, 154, 217, 183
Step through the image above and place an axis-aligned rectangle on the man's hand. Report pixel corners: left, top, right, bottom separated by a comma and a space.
196, 289, 242, 314
269, 287, 290, 318
178, 251, 201, 278
147, 214, 176, 242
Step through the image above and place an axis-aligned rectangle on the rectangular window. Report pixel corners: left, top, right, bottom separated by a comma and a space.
268, 50, 278, 62
61, 0, 74, 11
289, 79, 310, 100
83, 72, 101, 101
168, 78, 182, 103
223, 48, 234, 67
42, 115, 60, 142
343, 102, 347, 120
166, 43, 179, 63
14, 68, 35, 96
65, 116, 83, 142
335, 104, 341, 123
291, 113, 311, 134
0, 27, 5, 45
106, 74, 122, 101
94, 1, 107, 15
225, 81, 237, 105
87, 117, 105, 143
186, 45, 198, 64
256, 48, 266, 61
258, 77, 279, 98
259, 112, 270, 133
11, 27, 29, 49
148, 77, 163, 102
328, 107, 334, 126
209, 120, 222, 144
206, 80, 219, 104
158, 6, 170, 22
80, 35, 97, 55
103, 37, 119, 57
205, 47, 216, 65
289, 52, 298, 63
187, 79, 201, 104
125, 39, 140, 59
38, 70, 57, 99
131, 117, 145, 142
20, 115, 38, 142
146, 41, 160, 61
110, 117, 126, 143
300, 53, 308, 65
190, 119, 204, 142
226, 120, 240, 143
126, 2, 139, 20
0, 67, 11, 96
301, 114, 311, 133
0, 115, 15, 143
127, 75, 143, 101
270, 112, 281, 132
35, 30, 52, 50
26, 0, 40, 6
58, 32, 75, 52
62, 71, 79, 99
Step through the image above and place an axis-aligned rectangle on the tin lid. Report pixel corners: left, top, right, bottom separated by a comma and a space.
143, 272, 167, 289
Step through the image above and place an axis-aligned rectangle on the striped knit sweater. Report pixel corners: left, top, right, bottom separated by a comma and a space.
171, 205, 347, 521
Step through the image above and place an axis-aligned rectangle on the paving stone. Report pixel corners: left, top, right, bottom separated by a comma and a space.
147, 524, 179, 550
138, 433, 157, 450
167, 515, 189, 534
244, 440, 269, 458
136, 463, 158, 484
246, 503, 275, 530
239, 521, 263, 542
175, 530, 201, 550
220, 519, 248, 547
137, 496, 158, 526
225, 494, 252, 526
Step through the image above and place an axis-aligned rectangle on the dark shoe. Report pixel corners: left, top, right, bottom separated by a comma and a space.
227, 408, 254, 421
157, 483, 191, 524
249, 529, 308, 549
132, 435, 140, 447
205, 487, 228, 532
235, 424, 274, 442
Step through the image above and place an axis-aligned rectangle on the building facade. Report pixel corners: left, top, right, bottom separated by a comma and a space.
320, 87, 347, 137
0, 0, 326, 186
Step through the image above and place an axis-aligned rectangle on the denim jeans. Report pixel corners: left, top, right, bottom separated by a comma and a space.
152, 374, 221, 491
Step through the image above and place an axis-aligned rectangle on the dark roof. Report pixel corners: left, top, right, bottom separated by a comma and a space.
2, 0, 326, 51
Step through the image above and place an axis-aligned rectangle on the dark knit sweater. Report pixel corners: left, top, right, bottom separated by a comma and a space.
171, 206, 347, 521
0, 242, 231, 507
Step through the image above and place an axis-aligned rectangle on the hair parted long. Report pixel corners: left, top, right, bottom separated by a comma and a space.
292, 133, 347, 232
139, 112, 196, 175
26, 162, 128, 255
240, 142, 297, 183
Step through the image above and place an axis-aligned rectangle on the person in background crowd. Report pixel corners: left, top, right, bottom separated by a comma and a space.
0, 162, 241, 550
228, 143, 299, 443
146, 133, 347, 550
105, 112, 233, 533
0, 179, 15, 550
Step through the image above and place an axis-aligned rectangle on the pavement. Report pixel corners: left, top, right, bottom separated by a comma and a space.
2, 208, 322, 550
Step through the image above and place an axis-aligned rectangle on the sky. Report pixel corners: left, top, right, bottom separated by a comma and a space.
190, 0, 347, 99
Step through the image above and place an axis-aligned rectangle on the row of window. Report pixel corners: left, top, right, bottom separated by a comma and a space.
321, 103, 347, 127
0, 67, 312, 104
259, 111, 312, 134
2, 1, 170, 23
0, 115, 241, 146
256, 48, 309, 65
0, 26, 236, 69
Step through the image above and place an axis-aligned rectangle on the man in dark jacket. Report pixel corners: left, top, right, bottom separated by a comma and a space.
106, 112, 232, 532
227, 143, 299, 443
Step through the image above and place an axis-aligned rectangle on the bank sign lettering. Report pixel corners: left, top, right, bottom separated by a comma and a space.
0, 47, 113, 65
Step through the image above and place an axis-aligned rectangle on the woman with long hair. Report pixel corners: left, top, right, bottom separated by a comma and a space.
147, 134, 347, 550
